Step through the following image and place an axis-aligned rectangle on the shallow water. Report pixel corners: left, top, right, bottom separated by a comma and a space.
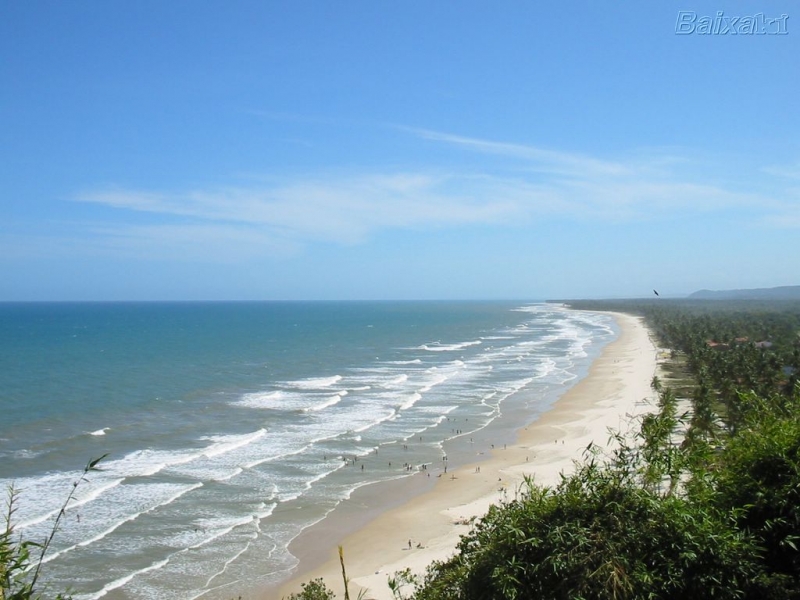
0, 301, 615, 599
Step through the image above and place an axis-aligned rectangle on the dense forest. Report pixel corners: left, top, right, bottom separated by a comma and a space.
288, 299, 800, 600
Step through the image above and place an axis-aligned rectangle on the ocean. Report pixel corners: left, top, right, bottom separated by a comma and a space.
0, 301, 616, 600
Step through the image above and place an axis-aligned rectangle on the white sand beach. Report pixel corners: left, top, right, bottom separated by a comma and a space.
272, 312, 660, 600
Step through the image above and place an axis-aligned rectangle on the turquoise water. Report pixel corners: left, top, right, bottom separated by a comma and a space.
0, 301, 615, 599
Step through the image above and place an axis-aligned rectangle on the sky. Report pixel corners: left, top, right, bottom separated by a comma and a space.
1, 1, 798, 301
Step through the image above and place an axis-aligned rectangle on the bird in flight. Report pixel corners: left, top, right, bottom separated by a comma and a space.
653, 289, 660, 296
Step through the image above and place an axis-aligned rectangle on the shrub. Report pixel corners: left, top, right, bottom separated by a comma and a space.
414, 462, 757, 600
1, 455, 105, 600
284, 577, 336, 600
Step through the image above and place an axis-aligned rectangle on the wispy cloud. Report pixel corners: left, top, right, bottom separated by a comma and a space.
406, 127, 630, 178
77, 172, 522, 246
69, 129, 794, 262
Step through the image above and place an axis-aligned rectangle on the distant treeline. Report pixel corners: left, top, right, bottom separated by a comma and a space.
563, 298, 800, 400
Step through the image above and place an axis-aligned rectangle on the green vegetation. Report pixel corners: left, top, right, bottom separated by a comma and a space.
1, 455, 106, 600
285, 546, 367, 600
293, 299, 800, 600
284, 578, 336, 600
412, 481, 755, 599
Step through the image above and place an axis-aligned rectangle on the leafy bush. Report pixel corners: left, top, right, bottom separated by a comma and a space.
284, 577, 336, 600
714, 392, 800, 596
413, 462, 756, 600
1, 455, 106, 600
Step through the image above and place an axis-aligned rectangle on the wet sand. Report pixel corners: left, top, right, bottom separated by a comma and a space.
270, 312, 659, 600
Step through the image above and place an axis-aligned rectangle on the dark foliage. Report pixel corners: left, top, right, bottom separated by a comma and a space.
415, 468, 756, 600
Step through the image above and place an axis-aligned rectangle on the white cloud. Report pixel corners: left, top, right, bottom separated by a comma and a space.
76, 172, 527, 248
405, 127, 630, 178
69, 130, 797, 262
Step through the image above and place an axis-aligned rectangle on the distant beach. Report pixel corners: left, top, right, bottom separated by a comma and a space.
272, 312, 658, 600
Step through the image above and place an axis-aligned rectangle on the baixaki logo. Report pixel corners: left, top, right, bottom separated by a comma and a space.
676, 11, 789, 35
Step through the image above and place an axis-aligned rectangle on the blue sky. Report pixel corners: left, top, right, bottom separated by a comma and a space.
1, 1, 798, 300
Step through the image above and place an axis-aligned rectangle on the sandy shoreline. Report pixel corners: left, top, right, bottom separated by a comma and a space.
269, 312, 659, 600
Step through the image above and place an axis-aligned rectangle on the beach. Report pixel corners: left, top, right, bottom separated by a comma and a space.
1, 302, 628, 599
272, 312, 659, 600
